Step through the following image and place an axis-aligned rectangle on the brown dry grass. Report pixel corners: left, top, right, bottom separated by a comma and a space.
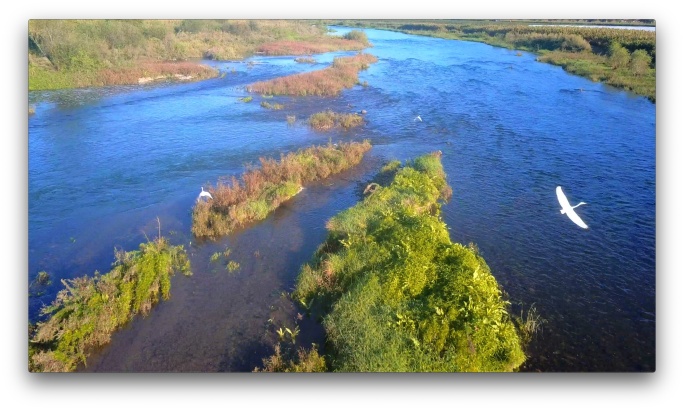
192, 140, 372, 239
246, 53, 378, 96
308, 110, 364, 131
258, 39, 366, 56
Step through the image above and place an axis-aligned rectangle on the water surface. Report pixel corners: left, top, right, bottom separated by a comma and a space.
29, 26, 655, 372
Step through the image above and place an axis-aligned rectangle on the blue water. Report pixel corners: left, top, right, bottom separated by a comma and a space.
28, 27, 655, 372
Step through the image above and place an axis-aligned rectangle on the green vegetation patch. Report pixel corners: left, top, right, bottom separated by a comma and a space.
192, 140, 372, 239
292, 152, 525, 372
260, 101, 284, 110
308, 110, 364, 131
28, 236, 192, 372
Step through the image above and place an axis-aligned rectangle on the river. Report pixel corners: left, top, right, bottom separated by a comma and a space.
28, 26, 655, 372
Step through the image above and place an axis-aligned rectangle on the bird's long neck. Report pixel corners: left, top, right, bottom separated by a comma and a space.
572, 202, 587, 209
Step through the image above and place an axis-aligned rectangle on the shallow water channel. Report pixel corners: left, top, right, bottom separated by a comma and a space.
28, 26, 655, 372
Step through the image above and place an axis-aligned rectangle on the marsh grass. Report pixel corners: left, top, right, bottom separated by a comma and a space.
292, 152, 525, 372
308, 110, 364, 131
258, 38, 366, 56
29, 271, 52, 297
29, 20, 367, 90
294, 56, 317, 64
30, 60, 218, 91
191, 140, 372, 239
260, 101, 284, 110
247, 53, 378, 97
255, 343, 327, 372
226, 260, 240, 273
28, 235, 192, 372
514, 304, 548, 346
239, 96, 253, 103
537, 50, 655, 101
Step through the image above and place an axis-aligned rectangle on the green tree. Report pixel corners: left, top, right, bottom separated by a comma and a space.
609, 41, 630, 69
629, 49, 652, 75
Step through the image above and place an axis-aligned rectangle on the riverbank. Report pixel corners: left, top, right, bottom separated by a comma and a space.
333, 20, 656, 102
28, 20, 371, 91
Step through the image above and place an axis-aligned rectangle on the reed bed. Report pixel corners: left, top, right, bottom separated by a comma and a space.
258, 38, 366, 56
246, 53, 378, 97
28, 20, 366, 90
28, 236, 192, 372
192, 140, 372, 239
30, 60, 218, 90
308, 110, 364, 131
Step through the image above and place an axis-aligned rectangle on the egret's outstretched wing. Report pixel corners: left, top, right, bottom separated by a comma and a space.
566, 208, 588, 229
556, 186, 588, 229
556, 186, 571, 210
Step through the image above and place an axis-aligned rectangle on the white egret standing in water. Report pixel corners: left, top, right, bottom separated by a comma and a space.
556, 186, 588, 229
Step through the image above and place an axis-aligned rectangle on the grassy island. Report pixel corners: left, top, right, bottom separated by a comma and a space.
271, 152, 526, 372
308, 110, 364, 131
247, 53, 378, 96
191, 140, 372, 239
28, 236, 192, 372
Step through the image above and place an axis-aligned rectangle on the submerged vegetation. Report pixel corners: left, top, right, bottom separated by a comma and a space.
247, 53, 378, 96
256, 343, 327, 372
28, 20, 370, 90
336, 20, 655, 102
294, 56, 317, 64
28, 235, 192, 372
260, 101, 284, 110
290, 152, 525, 372
308, 110, 364, 131
191, 140, 372, 239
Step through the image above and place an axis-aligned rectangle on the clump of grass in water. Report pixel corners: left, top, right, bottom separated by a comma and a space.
210, 247, 232, 262
291, 152, 525, 372
308, 110, 364, 131
28, 234, 192, 372
192, 140, 372, 239
515, 303, 547, 346
247, 53, 378, 97
29, 271, 52, 297
294, 56, 316, 64
255, 343, 327, 372
260, 101, 284, 110
286, 115, 296, 125
239, 96, 253, 103
226, 260, 240, 273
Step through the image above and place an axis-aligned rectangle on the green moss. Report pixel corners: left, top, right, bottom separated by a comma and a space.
293, 152, 525, 372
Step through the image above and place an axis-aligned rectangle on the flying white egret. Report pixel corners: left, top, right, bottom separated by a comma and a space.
556, 186, 588, 229
197, 186, 213, 202
414, 115, 422, 122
